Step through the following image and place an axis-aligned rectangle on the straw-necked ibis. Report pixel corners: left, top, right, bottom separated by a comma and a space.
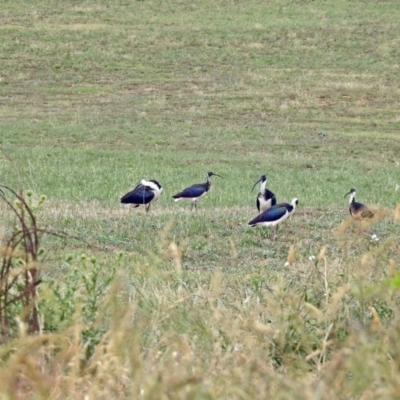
248, 200, 295, 237
344, 188, 374, 221
252, 174, 276, 213
121, 179, 163, 212
172, 171, 223, 210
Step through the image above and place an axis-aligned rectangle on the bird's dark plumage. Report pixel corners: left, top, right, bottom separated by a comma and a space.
121, 179, 163, 212
248, 204, 292, 227
172, 171, 222, 210
172, 184, 208, 200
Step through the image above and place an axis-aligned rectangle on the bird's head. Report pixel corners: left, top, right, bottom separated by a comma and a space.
344, 188, 356, 198
207, 171, 223, 179
149, 179, 162, 190
291, 198, 299, 208
251, 174, 267, 192
141, 179, 162, 192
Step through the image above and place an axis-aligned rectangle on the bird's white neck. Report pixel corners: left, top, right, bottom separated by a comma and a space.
260, 179, 267, 194
348, 192, 356, 205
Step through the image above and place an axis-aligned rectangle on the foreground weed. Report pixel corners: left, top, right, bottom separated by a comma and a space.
0, 185, 55, 338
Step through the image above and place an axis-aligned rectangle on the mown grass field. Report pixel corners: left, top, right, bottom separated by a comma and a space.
1, 0, 400, 398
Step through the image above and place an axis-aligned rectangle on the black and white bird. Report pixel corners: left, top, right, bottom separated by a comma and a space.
172, 171, 223, 210
251, 174, 276, 213
344, 188, 374, 221
120, 179, 163, 212
248, 199, 298, 237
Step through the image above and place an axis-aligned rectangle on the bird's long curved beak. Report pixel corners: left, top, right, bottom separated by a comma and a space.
344, 191, 351, 198
251, 178, 262, 192
212, 173, 223, 179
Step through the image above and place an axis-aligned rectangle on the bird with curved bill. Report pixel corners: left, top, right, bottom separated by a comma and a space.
120, 179, 163, 212
344, 188, 374, 232
172, 171, 223, 210
248, 198, 298, 238
344, 188, 374, 221
252, 174, 276, 213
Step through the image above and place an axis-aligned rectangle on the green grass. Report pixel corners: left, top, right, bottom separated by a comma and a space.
1, 0, 400, 398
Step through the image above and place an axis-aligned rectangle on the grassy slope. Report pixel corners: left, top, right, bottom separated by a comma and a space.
0, 0, 400, 398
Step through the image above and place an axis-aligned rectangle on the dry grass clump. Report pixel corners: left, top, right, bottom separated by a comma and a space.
0, 211, 400, 399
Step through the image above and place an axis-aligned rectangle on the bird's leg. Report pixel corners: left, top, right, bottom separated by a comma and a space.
287, 215, 294, 233
356, 220, 365, 235
145, 203, 151, 213
357, 220, 370, 236
274, 225, 279, 240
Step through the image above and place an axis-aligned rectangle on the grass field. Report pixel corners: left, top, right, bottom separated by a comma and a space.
1, 0, 400, 398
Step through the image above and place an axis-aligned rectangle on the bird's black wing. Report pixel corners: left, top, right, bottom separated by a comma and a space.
248, 205, 289, 226
121, 184, 154, 204
173, 183, 206, 199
